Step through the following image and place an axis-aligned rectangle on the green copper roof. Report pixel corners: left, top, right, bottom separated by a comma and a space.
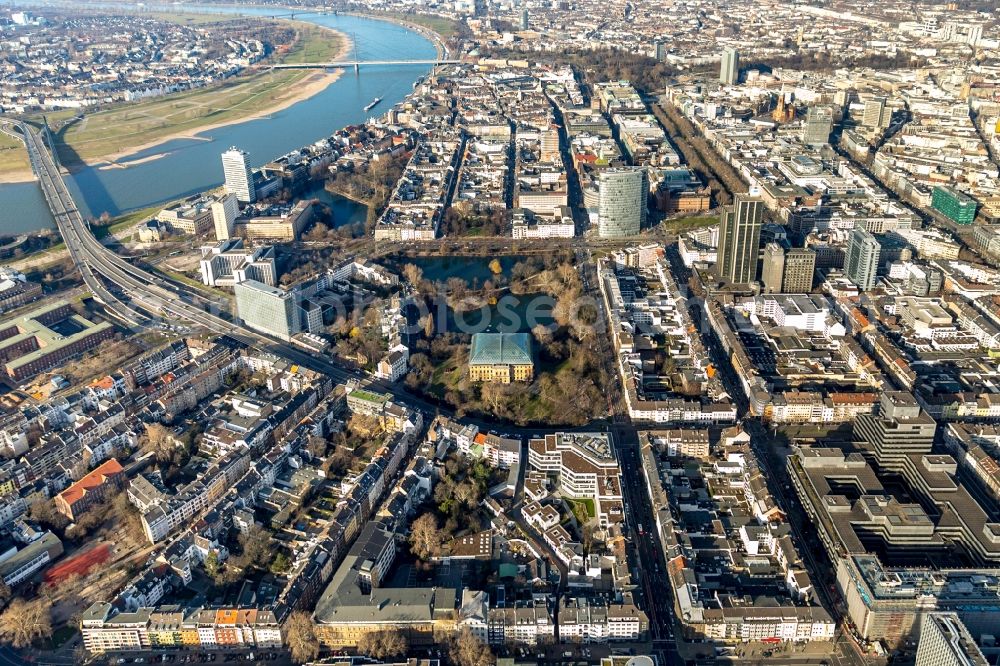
469, 332, 532, 366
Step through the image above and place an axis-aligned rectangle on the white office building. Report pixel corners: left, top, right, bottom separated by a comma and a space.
221, 147, 256, 204
916, 613, 987, 666
199, 239, 276, 288
720, 47, 739, 85
212, 193, 239, 241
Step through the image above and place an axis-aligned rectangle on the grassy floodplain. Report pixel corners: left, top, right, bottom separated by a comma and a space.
0, 129, 31, 180
26, 21, 345, 170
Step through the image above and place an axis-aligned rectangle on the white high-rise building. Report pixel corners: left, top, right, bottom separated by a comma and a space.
211, 193, 239, 241
845, 227, 881, 291
862, 97, 889, 129
221, 147, 256, 204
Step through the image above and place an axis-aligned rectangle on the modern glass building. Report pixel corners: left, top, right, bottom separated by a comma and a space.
720, 47, 739, 85
234, 279, 299, 341
597, 167, 648, 238
932, 186, 977, 225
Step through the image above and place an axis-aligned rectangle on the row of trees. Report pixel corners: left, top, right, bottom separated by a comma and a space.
653, 103, 748, 203
440, 206, 506, 237
744, 50, 925, 75
283, 611, 494, 666
483, 46, 676, 94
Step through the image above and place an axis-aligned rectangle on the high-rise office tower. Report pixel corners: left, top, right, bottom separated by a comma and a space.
521, 8, 529, 29
234, 279, 300, 341
717, 195, 763, 284
212, 193, 239, 241
720, 47, 739, 86
654, 40, 667, 62
541, 126, 561, 162
597, 168, 648, 238
862, 96, 889, 129
782, 248, 816, 293
845, 227, 881, 291
853, 392, 936, 473
221, 147, 256, 204
802, 105, 834, 146
761, 243, 785, 294
916, 614, 988, 666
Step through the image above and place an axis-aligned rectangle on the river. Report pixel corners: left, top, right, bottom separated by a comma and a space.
0, 2, 437, 234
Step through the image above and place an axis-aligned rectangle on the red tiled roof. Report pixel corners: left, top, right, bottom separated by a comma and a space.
90, 375, 116, 390
57, 458, 124, 507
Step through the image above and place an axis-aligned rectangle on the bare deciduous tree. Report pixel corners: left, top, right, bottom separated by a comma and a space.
284, 611, 318, 664
409, 513, 445, 561
0, 598, 52, 648
357, 628, 408, 659
447, 626, 496, 666
141, 423, 178, 463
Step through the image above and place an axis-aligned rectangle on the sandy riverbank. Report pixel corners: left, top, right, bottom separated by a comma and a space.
86, 68, 348, 168
1, 23, 351, 181
0, 171, 36, 184
97, 152, 169, 170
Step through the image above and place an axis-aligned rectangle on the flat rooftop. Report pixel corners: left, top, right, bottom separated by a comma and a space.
0, 300, 112, 373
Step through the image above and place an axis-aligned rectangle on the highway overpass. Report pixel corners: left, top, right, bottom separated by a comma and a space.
15, 121, 363, 385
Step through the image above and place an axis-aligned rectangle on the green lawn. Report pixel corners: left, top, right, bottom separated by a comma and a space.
136, 11, 233, 25
158, 267, 212, 293
46, 624, 78, 650
567, 497, 596, 518
281, 22, 347, 64
91, 205, 160, 239
429, 355, 466, 398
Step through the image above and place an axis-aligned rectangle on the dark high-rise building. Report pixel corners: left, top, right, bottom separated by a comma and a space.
783, 248, 816, 293
717, 195, 764, 284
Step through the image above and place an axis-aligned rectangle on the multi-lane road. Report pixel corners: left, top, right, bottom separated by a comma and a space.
18, 122, 365, 373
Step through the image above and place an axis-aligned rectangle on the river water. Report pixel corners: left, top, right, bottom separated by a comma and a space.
0, 3, 436, 234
